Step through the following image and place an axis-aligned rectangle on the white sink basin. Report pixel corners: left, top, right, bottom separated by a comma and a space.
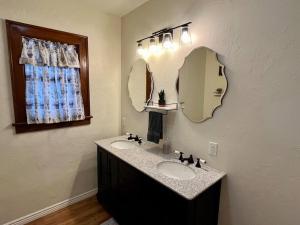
110, 140, 136, 150
157, 161, 196, 180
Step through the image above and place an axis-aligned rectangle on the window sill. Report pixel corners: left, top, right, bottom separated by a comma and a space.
12, 115, 93, 133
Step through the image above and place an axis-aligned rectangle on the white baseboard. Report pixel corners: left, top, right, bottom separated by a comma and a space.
3, 188, 98, 225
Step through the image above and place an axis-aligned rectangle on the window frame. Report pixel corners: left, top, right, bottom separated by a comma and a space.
6, 20, 92, 133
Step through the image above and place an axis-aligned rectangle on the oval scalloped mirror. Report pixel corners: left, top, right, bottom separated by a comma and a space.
177, 47, 227, 122
128, 59, 153, 112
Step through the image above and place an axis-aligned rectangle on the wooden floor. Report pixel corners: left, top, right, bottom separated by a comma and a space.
26, 196, 111, 225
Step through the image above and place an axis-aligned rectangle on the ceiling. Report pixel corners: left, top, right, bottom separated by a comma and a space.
85, 0, 149, 17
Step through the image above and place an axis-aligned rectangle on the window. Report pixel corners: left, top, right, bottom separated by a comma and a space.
6, 20, 92, 133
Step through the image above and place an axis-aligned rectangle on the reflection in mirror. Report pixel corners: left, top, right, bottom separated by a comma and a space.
178, 47, 227, 122
128, 59, 153, 112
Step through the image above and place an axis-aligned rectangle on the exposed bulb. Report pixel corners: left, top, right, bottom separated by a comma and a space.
180, 26, 191, 44
137, 42, 144, 56
149, 37, 157, 54
154, 44, 163, 56
162, 32, 173, 49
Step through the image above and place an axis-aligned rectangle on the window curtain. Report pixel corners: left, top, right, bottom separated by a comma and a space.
20, 37, 85, 124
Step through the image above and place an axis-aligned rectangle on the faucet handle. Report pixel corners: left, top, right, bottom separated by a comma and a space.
195, 158, 201, 168
179, 152, 184, 162
126, 133, 133, 140
138, 137, 143, 144
199, 158, 206, 164
134, 135, 140, 141
174, 150, 184, 162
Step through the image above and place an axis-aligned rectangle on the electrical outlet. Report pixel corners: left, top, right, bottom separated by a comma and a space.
209, 142, 218, 156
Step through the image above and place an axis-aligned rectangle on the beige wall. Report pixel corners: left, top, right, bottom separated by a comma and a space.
122, 0, 300, 225
0, 0, 121, 223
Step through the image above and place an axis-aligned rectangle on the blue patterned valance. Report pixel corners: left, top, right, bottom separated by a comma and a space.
19, 37, 80, 68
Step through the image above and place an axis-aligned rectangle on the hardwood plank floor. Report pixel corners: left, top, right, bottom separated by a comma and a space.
26, 196, 111, 225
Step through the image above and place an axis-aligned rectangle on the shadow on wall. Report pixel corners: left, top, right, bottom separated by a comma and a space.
67, 148, 98, 221
71, 149, 97, 194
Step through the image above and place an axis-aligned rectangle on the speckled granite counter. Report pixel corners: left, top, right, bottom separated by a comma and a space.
95, 136, 226, 200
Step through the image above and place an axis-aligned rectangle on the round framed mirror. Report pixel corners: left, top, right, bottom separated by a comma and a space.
177, 47, 227, 122
128, 59, 153, 112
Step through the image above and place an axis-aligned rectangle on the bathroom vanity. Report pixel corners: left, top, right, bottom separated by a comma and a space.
95, 136, 225, 225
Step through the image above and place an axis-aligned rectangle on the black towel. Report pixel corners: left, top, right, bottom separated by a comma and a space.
147, 111, 163, 144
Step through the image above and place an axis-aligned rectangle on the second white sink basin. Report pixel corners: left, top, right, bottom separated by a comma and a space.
110, 140, 136, 150
157, 161, 196, 180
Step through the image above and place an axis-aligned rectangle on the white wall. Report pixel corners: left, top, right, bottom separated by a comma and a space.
0, 0, 121, 223
121, 0, 300, 225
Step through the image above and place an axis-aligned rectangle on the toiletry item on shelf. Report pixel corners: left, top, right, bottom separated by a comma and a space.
163, 138, 171, 154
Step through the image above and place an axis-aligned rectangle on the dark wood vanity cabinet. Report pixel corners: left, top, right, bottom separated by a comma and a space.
97, 146, 222, 225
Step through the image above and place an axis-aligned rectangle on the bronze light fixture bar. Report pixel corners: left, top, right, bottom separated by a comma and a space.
136, 22, 192, 44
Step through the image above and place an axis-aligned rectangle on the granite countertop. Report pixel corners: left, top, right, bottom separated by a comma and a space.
95, 136, 226, 200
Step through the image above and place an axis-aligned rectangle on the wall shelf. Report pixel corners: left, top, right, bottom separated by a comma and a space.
145, 102, 178, 115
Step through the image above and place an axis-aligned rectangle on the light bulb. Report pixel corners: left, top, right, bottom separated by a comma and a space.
137, 42, 144, 56
149, 37, 157, 54
154, 44, 163, 56
142, 49, 150, 59
162, 32, 173, 49
180, 26, 191, 44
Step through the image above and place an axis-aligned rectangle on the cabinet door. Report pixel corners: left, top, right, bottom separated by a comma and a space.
116, 159, 144, 225
97, 147, 108, 198
141, 175, 191, 225
104, 153, 119, 213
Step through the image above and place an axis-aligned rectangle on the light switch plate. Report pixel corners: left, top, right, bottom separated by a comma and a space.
209, 142, 218, 156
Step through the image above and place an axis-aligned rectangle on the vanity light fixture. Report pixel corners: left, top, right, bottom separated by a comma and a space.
136, 22, 192, 56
